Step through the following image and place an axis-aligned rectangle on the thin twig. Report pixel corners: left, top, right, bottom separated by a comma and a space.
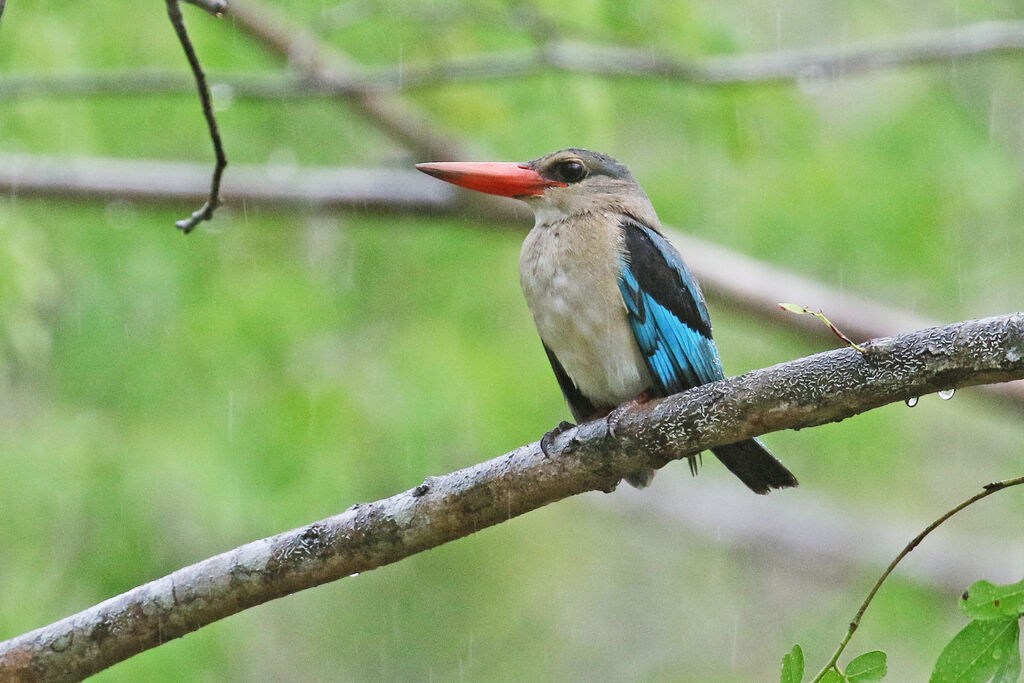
779, 304, 867, 352
809, 475, 1024, 682
166, 0, 227, 233
0, 313, 1022, 682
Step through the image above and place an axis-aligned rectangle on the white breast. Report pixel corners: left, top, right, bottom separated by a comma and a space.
519, 211, 652, 411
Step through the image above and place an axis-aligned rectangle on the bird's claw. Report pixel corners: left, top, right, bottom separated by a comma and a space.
687, 452, 703, 477
605, 391, 651, 438
540, 420, 576, 458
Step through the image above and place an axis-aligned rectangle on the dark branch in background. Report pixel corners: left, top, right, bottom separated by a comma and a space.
405, 20, 1024, 88
0, 314, 1022, 682
0, 155, 454, 211
5, 20, 1024, 102
0, 0, 7, 30
165, 0, 227, 233
543, 21, 1024, 86
301, 19, 1024, 92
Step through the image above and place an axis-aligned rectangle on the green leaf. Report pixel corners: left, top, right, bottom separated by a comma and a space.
778, 302, 810, 314
930, 617, 1020, 683
992, 635, 1021, 683
781, 644, 805, 683
847, 650, 888, 681
820, 668, 848, 683
961, 579, 1024, 620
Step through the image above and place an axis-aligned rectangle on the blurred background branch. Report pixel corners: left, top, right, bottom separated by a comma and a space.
7, 20, 1024, 99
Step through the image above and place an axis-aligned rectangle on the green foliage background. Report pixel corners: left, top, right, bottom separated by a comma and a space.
1, 1, 1023, 680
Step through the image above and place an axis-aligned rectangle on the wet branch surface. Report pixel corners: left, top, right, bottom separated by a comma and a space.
1, 313, 1022, 682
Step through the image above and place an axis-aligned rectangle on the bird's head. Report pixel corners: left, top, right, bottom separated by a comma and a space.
416, 148, 657, 224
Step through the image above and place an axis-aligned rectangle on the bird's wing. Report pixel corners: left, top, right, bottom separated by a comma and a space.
617, 216, 725, 395
542, 343, 596, 422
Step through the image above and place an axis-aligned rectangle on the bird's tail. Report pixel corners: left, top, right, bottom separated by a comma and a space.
711, 438, 798, 494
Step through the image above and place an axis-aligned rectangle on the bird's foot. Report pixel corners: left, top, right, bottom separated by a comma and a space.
605, 390, 653, 438
540, 420, 576, 458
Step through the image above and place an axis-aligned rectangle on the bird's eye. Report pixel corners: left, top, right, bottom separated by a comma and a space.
556, 160, 587, 183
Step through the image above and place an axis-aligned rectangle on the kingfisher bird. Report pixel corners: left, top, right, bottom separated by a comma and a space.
416, 148, 797, 493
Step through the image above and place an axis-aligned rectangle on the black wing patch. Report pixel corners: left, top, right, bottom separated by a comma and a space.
543, 343, 596, 422
621, 217, 712, 339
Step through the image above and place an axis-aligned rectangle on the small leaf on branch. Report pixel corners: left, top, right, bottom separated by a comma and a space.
778, 303, 866, 353
846, 650, 887, 681
781, 644, 805, 683
960, 578, 1024, 620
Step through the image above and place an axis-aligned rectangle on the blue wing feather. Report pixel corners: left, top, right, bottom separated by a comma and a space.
617, 217, 724, 396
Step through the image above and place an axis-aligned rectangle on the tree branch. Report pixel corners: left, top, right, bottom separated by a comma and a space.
1, 313, 1022, 682
166, 0, 228, 233
367, 20, 1024, 91
0, 72, 342, 101
0, 154, 453, 212
278, 20, 1024, 92
543, 21, 1024, 86
6, 19, 1024, 104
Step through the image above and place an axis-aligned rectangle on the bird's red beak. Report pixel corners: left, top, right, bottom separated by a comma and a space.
415, 161, 566, 198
